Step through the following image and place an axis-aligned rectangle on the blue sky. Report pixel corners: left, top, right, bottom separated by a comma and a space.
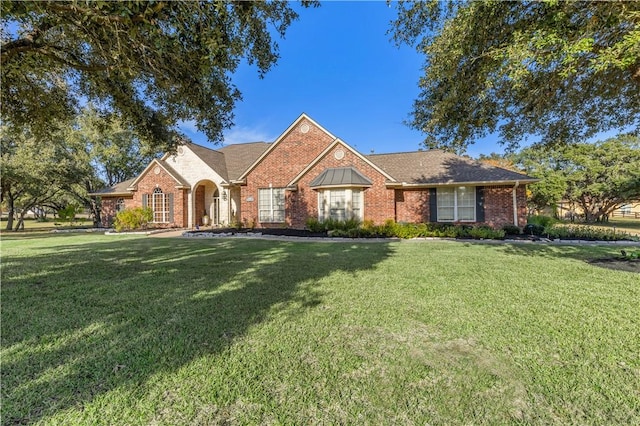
179, 1, 503, 158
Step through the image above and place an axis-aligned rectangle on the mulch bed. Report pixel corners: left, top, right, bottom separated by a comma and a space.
188, 227, 328, 238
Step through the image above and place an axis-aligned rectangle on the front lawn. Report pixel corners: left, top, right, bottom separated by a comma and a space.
2, 235, 638, 424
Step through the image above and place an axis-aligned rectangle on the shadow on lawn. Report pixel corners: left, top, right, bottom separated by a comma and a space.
1, 237, 394, 424
461, 241, 621, 262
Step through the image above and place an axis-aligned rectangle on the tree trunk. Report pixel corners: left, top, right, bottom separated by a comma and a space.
13, 209, 26, 231
4, 194, 15, 231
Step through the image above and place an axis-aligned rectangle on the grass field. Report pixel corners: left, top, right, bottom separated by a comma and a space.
2, 234, 639, 425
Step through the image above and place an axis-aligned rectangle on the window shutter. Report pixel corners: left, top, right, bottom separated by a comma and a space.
429, 188, 437, 222
168, 193, 174, 222
142, 193, 148, 208
476, 186, 485, 223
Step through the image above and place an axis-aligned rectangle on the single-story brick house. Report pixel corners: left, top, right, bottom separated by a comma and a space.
93, 113, 537, 229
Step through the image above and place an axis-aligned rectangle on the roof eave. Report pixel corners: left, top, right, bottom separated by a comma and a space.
386, 179, 539, 188
88, 191, 134, 197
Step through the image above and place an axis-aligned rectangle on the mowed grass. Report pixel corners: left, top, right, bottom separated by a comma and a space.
1, 234, 639, 425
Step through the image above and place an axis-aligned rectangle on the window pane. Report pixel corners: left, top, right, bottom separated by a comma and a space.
457, 186, 475, 207
152, 190, 166, 222
458, 207, 475, 221
456, 186, 475, 221
330, 190, 346, 220
258, 188, 285, 222
351, 190, 362, 219
437, 188, 454, 221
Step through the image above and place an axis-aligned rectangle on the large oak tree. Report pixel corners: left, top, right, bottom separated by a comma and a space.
2, 1, 313, 151
516, 135, 640, 222
392, 1, 640, 153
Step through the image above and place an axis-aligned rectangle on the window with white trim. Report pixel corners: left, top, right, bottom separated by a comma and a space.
318, 188, 363, 221
152, 188, 170, 223
437, 186, 475, 222
258, 187, 285, 222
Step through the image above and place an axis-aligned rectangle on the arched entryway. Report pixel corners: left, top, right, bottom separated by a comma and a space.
193, 180, 220, 227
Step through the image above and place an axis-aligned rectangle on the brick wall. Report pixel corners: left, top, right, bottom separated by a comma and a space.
395, 189, 430, 223
393, 185, 529, 228
240, 119, 334, 227
100, 196, 132, 227
483, 185, 528, 228
240, 119, 395, 228
109, 164, 188, 228
194, 186, 205, 226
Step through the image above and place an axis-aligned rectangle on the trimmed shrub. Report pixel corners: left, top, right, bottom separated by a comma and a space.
527, 215, 556, 228
114, 207, 153, 232
546, 224, 637, 241
523, 223, 545, 236
305, 217, 324, 233
502, 224, 521, 235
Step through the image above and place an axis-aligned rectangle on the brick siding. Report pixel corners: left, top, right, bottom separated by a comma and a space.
240, 120, 395, 228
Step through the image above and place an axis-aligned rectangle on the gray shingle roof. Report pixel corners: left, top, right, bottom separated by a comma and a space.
309, 167, 373, 188
186, 143, 229, 181
217, 142, 271, 181
366, 150, 535, 185
92, 178, 136, 195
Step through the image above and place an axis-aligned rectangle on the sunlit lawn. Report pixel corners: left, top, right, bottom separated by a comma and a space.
2, 234, 639, 424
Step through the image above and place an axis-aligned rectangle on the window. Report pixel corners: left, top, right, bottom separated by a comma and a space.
116, 198, 126, 213
330, 190, 346, 221
152, 188, 170, 223
318, 189, 363, 221
258, 187, 285, 222
437, 186, 475, 222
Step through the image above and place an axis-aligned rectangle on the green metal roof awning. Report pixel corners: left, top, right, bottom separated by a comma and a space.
309, 167, 373, 188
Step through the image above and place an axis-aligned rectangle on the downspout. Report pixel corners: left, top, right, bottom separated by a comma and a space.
512, 181, 520, 226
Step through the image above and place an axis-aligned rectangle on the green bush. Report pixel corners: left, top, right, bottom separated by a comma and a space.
527, 215, 556, 228
305, 217, 325, 233
502, 225, 521, 235
467, 226, 506, 240
546, 224, 637, 241
57, 204, 80, 225
114, 207, 153, 232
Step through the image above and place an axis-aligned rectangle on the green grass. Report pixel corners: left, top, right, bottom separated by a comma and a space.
2, 234, 639, 425
0, 217, 93, 233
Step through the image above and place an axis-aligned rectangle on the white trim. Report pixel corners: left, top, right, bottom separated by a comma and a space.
237, 113, 336, 181
288, 139, 396, 186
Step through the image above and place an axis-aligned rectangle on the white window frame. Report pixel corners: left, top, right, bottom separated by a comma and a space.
318, 188, 363, 221
437, 186, 476, 222
152, 188, 169, 223
258, 187, 285, 223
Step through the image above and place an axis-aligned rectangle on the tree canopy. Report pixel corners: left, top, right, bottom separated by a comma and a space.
2, 1, 313, 151
516, 135, 640, 222
392, 1, 640, 153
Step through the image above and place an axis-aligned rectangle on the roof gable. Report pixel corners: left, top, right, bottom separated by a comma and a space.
236, 113, 336, 181
288, 138, 396, 186
127, 158, 190, 190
